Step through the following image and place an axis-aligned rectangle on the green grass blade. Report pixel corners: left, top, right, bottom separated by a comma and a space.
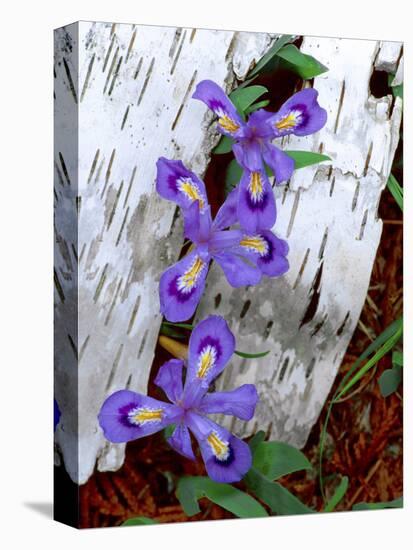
324, 476, 349, 512
387, 173, 403, 211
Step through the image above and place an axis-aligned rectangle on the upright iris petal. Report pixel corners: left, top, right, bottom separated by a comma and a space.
98, 315, 259, 483
192, 80, 327, 232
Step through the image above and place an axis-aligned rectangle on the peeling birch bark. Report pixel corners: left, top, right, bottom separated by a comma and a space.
196, 37, 403, 447
54, 21, 274, 484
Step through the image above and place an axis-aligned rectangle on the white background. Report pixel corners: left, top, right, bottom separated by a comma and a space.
0, 0, 410, 548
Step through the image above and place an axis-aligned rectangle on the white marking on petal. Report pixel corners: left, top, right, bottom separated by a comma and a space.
274, 109, 303, 132
128, 407, 164, 426
177, 177, 205, 210
196, 345, 217, 378
240, 235, 269, 256
177, 256, 206, 294
207, 431, 230, 460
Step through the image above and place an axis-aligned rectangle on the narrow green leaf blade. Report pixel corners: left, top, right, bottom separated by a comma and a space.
387, 173, 403, 211
276, 44, 328, 79
122, 517, 158, 526
176, 476, 268, 518
353, 497, 403, 511
379, 366, 402, 397
235, 349, 270, 359
249, 34, 294, 77
245, 99, 270, 115
230, 85, 268, 113
252, 441, 312, 481
324, 476, 349, 512
213, 136, 234, 155
245, 468, 314, 515
284, 150, 331, 169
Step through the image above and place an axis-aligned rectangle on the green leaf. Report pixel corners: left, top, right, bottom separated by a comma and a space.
234, 349, 270, 359
249, 34, 294, 77
213, 135, 234, 155
388, 74, 403, 99
393, 350, 403, 367
387, 173, 403, 211
379, 366, 402, 397
225, 159, 243, 195
245, 468, 314, 515
253, 441, 312, 481
353, 497, 403, 511
324, 476, 349, 512
284, 150, 331, 169
162, 321, 193, 330
176, 476, 268, 518
122, 517, 158, 526
245, 99, 270, 115
276, 44, 328, 79
159, 324, 186, 340
248, 431, 266, 453
230, 85, 268, 114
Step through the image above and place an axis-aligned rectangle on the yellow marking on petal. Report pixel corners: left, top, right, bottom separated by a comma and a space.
178, 179, 205, 209
131, 408, 164, 425
178, 256, 205, 293
218, 115, 240, 134
207, 431, 230, 460
249, 172, 263, 201
240, 236, 268, 255
197, 345, 217, 378
275, 111, 299, 131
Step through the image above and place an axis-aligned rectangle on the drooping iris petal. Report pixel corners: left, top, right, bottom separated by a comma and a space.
213, 250, 262, 287
156, 157, 208, 212
98, 390, 181, 443
269, 88, 327, 137
238, 230, 289, 277
233, 141, 263, 172
262, 142, 295, 184
237, 169, 276, 233
212, 187, 239, 231
154, 359, 184, 404
167, 423, 195, 460
159, 249, 210, 322
186, 315, 235, 388
186, 412, 252, 483
192, 80, 244, 138
199, 384, 259, 420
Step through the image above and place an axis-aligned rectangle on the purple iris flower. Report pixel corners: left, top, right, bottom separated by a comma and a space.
156, 157, 289, 322
192, 80, 327, 233
98, 316, 259, 483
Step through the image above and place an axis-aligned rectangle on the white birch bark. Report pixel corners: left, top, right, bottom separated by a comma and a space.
54, 21, 274, 484
196, 37, 403, 446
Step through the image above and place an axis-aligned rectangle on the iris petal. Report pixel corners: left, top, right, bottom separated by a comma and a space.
185, 315, 235, 391
269, 88, 327, 138
192, 80, 244, 138
213, 250, 262, 287
156, 157, 208, 212
98, 390, 181, 443
154, 359, 184, 404
167, 423, 196, 460
186, 412, 252, 483
262, 143, 295, 184
159, 249, 210, 322
237, 169, 276, 233
199, 384, 259, 420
